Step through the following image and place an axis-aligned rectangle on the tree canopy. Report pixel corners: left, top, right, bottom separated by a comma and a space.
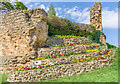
0, 0, 28, 12
48, 4, 56, 16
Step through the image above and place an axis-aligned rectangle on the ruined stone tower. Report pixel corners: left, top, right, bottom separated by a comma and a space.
0, 8, 48, 58
90, 2, 106, 45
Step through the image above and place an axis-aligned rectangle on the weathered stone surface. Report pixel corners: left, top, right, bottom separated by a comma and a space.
44, 36, 92, 46
0, 8, 48, 57
7, 53, 115, 82
38, 44, 100, 57
90, 2, 106, 45
37, 48, 108, 66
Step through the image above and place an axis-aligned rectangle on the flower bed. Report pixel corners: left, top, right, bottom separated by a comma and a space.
86, 49, 99, 52
8, 54, 115, 82
35, 51, 84, 60
14, 50, 112, 71
38, 44, 100, 58
45, 36, 92, 47
53, 35, 86, 38
42, 43, 99, 48
36, 45, 106, 60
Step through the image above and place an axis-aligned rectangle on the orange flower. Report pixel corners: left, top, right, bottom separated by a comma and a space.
88, 58, 90, 60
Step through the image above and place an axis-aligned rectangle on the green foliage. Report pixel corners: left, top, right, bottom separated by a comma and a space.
2, 2, 14, 10
47, 16, 102, 43
0, 0, 10, 2
89, 24, 96, 29
106, 43, 116, 49
94, 30, 101, 43
14, 2, 28, 10
48, 4, 56, 16
1, 1, 28, 11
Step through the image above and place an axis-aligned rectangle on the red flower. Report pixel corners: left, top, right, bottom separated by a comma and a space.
33, 67, 37, 69
79, 52, 82, 54
39, 66, 41, 68
100, 57, 103, 59
48, 65, 50, 67
14, 68, 17, 70
52, 56, 55, 58
57, 55, 60, 56
25, 66, 28, 69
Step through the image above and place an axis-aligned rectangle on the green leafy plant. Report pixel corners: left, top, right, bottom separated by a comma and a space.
48, 4, 56, 16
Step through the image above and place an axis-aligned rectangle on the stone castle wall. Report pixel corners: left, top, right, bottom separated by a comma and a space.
7, 53, 116, 82
0, 8, 48, 58
38, 44, 100, 57
90, 2, 106, 45
44, 36, 92, 46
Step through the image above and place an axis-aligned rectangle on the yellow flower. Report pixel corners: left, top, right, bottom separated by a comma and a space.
92, 58, 94, 60
80, 59, 83, 61
77, 60, 79, 62
88, 58, 90, 60
50, 56, 52, 58
37, 57, 39, 59
101, 55, 104, 57
18, 68, 21, 70
41, 57, 45, 59
68, 44, 70, 46
90, 59, 93, 61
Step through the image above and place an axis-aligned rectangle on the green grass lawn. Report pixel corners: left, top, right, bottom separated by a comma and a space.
0, 74, 8, 83
0, 48, 119, 83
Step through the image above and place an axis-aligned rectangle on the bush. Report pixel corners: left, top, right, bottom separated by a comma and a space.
47, 16, 102, 43
106, 43, 116, 49
94, 30, 101, 43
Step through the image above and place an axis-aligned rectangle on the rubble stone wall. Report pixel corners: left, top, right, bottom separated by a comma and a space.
35, 48, 108, 66
90, 2, 106, 45
7, 54, 116, 82
38, 44, 100, 57
0, 8, 48, 58
44, 36, 92, 46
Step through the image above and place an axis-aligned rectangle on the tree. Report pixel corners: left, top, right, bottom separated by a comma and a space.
48, 4, 56, 16
1, 2, 14, 10
0, 0, 28, 12
14, 1, 28, 10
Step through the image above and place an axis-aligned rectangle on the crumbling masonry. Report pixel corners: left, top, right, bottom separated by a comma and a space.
90, 2, 106, 45
0, 8, 48, 58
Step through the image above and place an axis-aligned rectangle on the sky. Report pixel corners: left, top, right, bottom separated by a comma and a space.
10, 0, 119, 46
